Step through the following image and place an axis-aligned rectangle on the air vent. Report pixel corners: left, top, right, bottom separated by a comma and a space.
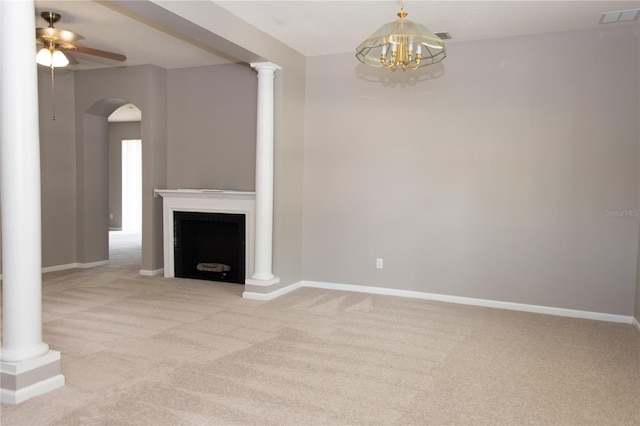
435, 32, 452, 40
600, 9, 640, 24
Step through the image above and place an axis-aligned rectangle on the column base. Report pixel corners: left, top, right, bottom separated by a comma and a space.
1, 350, 65, 404
245, 276, 280, 286
243, 280, 301, 301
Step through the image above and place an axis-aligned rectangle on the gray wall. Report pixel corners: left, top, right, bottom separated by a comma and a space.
158, 1, 307, 292
108, 121, 142, 229
637, 63, 640, 324
1, 67, 78, 272
3, 1, 305, 292
74, 64, 167, 271
39, 68, 77, 268
636, 228, 640, 322
32, 42, 302, 284
167, 64, 256, 190
303, 26, 640, 316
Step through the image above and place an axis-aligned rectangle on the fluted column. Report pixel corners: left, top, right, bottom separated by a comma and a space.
0, 0, 64, 404
246, 62, 280, 286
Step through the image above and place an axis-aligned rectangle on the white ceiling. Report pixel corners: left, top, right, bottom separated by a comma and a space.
34, 0, 640, 71
215, 0, 640, 56
34, 0, 234, 70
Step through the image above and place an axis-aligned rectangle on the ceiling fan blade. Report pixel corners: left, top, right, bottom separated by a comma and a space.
65, 53, 79, 66
36, 27, 80, 43
73, 45, 126, 62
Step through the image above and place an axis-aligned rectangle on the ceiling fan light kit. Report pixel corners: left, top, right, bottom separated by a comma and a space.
355, 0, 446, 71
35, 11, 127, 68
36, 45, 69, 67
35, 11, 128, 120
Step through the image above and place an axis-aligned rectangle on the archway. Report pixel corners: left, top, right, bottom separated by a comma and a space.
108, 103, 143, 266
80, 97, 143, 270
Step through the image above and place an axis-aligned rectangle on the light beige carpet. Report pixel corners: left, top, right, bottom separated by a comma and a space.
1, 231, 639, 425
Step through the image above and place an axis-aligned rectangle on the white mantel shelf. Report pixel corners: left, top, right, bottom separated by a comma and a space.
154, 189, 255, 199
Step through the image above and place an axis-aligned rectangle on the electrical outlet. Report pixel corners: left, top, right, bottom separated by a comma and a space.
376, 258, 383, 269
109, 213, 114, 219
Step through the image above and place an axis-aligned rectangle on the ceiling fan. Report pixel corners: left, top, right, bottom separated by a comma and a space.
36, 11, 127, 67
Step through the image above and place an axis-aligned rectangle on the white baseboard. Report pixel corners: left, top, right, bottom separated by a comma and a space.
0, 263, 79, 281
243, 281, 302, 301
42, 262, 179, 275
300, 280, 634, 325
41, 263, 78, 273
40, 260, 109, 273
139, 268, 164, 276
1, 260, 117, 279
1, 261, 110, 278
633, 317, 640, 334
77, 260, 110, 269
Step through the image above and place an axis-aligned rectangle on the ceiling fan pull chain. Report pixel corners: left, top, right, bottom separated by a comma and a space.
50, 65, 56, 121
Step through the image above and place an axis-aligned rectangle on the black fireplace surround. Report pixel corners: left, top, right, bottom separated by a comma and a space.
173, 211, 246, 284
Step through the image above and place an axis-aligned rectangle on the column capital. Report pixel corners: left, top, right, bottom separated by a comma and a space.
250, 62, 282, 74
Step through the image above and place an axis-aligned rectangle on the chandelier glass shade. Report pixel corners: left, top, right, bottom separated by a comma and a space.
36, 45, 69, 68
356, 1, 446, 71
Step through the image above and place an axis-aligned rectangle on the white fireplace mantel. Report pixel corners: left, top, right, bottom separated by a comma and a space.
156, 63, 281, 290
155, 189, 256, 280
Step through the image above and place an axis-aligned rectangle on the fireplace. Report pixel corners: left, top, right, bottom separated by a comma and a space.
174, 211, 245, 284
155, 189, 256, 282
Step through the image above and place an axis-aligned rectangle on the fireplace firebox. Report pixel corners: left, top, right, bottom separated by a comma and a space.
173, 211, 245, 284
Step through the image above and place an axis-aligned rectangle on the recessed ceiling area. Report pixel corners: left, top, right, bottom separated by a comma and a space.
108, 103, 141, 123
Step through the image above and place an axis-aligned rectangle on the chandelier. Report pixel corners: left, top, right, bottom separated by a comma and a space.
355, 0, 446, 71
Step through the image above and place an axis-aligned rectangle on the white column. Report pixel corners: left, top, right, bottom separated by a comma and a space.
246, 62, 280, 285
1, 0, 64, 404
